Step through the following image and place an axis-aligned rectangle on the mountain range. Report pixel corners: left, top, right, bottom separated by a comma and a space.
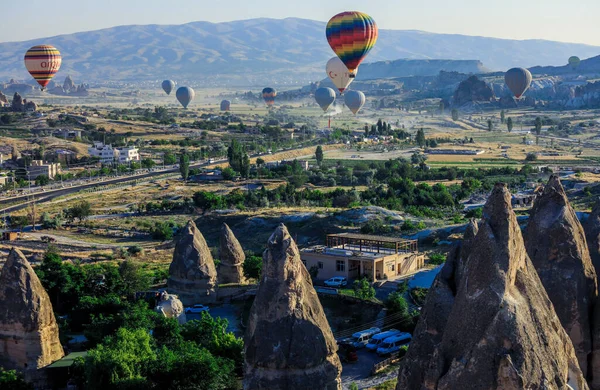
0, 18, 598, 86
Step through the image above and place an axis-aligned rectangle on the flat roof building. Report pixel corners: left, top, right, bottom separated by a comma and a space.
300, 233, 424, 282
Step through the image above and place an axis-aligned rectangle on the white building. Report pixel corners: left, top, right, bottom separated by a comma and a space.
116, 146, 140, 163
88, 142, 117, 163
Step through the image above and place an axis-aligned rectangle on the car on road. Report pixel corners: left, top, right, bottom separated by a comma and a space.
184, 304, 210, 314
324, 276, 347, 288
376, 333, 412, 356
339, 327, 381, 349
366, 329, 402, 352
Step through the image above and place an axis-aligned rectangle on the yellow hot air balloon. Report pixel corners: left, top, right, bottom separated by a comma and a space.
24, 45, 62, 90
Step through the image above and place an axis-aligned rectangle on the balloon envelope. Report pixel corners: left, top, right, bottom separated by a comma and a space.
504, 68, 532, 99
315, 87, 336, 112
326, 11, 378, 76
24, 45, 62, 90
262, 87, 277, 106
220, 100, 231, 111
326, 57, 355, 94
344, 90, 366, 115
568, 56, 581, 70
162, 80, 175, 95
176, 87, 195, 109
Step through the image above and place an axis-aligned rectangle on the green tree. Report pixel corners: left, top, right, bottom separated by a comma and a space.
150, 221, 174, 240
438, 100, 445, 114
353, 277, 376, 300
256, 157, 265, 167
10, 215, 29, 232
240, 153, 250, 178
487, 119, 493, 132
64, 201, 92, 223
243, 255, 262, 280
415, 128, 426, 148
534, 117, 542, 135
118, 260, 151, 297
385, 292, 409, 317
179, 154, 190, 180
35, 174, 50, 186
0, 368, 33, 390
507, 117, 513, 132
315, 145, 324, 166
221, 167, 236, 180
525, 152, 538, 161
141, 158, 156, 169
193, 191, 224, 211
163, 152, 177, 166
500, 110, 506, 124
451, 109, 459, 121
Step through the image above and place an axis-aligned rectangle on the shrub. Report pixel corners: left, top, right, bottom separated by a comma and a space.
429, 253, 446, 265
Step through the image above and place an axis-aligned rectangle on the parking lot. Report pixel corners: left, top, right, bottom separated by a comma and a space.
340, 348, 389, 389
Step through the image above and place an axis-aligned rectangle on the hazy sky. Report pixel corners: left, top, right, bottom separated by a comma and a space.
3, 0, 599, 45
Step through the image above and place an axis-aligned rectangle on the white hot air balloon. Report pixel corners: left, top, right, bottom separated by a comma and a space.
326, 57, 355, 94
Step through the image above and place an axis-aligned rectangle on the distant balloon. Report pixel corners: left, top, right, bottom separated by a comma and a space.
220, 100, 231, 111
326, 57, 355, 94
344, 90, 366, 115
568, 56, 581, 70
504, 68, 532, 99
162, 80, 175, 95
24, 45, 62, 91
326, 11, 378, 77
262, 88, 277, 107
176, 87, 195, 109
315, 87, 336, 112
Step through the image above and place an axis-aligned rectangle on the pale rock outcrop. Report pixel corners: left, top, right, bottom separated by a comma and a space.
0, 248, 64, 384
244, 224, 342, 390
154, 291, 186, 325
167, 220, 217, 305
396, 183, 588, 390
63, 75, 75, 92
219, 223, 246, 284
524, 175, 598, 377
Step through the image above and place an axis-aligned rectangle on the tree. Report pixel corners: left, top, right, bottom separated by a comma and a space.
525, 152, 538, 161
179, 154, 190, 181
534, 116, 542, 135
240, 153, 250, 179
10, 215, 29, 232
35, 174, 50, 186
353, 277, 376, 300
507, 117, 513, 132
118, 261, 151, 297
64, 201, 92, 223
438, 100, 445, 115
163, 152, 177, 166
221, 167, 236, 181
243, 255, 262, 280
256, 157, 265, 167
415, 128, 426, 147
487, 119, 493, 132
150, 221, 174, 240
451, 109, 459, 121
500, 110, 506, 124
386, 292, 409, 317
0, 368, 33, 390
141, 158, 156, 169
315, 145, 324, 166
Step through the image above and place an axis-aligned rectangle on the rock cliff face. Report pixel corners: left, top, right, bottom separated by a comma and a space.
524, 175, 598, 377
154, 291, 187, 325
396, 184, 588, 390
584, 198, 600, 276
244, 224, 342, 390
167, 220, 217, 305
451, 75, 495, 107
219, 223, 246, 284
0, 248, 64, 384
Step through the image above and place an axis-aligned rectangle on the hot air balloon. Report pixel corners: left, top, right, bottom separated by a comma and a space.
504, 68, 532, 99
326, 57, 355, 94
176, 87, 195, 109
315, 87, 336, 112
326, 11, 378, 78
24, 45, 62, 91
220, 100, 231, 111
568, 56, 581, 70
162, 80, 175, 95
262, 88, 277, 107
344, 90, 365, 115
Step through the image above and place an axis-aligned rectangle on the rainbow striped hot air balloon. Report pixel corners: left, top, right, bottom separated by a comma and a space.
262, 88, 276, 107
24, 45, 62, 91
326, 11, 378, 78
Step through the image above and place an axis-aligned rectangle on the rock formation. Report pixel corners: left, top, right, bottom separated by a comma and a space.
0, 248, 64, 384
24, 99, 38, 112
244, 224, 342, 390
584, 198, 600, 275
154, 291, 187, 325
0, 91, 8, 105
11, 92, 23, 112
63, 75, 75, 92
396, 183, 588, 390
219, 223, 246, 284
524, 175, 598, 377
451, 75, 495, 107
167, 220, 217, 305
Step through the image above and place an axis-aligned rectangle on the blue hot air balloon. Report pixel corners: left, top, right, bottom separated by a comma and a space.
176, 87, 195, 109
162, 80, 175, 95
344, 90, 365, 115
315, 87, 336, 112
220, 100, 231, 111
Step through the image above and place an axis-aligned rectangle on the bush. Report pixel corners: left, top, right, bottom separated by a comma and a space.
150, 222, 174, 241
353, 277, 376, 300
429, 253, 446, 265
127, 246, 143, 256
0, 368, 33, 390
243, 255, 262, 280
411, 287, 429, 306
465, 207, 483, 219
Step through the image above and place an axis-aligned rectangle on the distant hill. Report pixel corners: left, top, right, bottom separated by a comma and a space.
357, 59, 489, 79
530, 55, 600, 75
0, 18, 598, 86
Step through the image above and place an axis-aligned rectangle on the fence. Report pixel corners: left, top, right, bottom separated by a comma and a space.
371, 352, 403, 375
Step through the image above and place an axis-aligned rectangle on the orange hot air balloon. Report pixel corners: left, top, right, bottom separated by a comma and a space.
24, 45, 62, 90
326, 11, 378, 78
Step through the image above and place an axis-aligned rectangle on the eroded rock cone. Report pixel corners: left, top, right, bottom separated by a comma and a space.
167, 220, 217, 305
584, 198, 600, 275
524, 175, 597, 377
0, 248, 64, 384
244, 224, 342, 390
397, 183, 588, 390
219, 223, 246, 284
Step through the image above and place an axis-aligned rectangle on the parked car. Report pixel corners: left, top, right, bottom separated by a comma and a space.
40, 236, 56, 243
337, 342, 358, 363
376, 333, 412, 356
184, 304, 210, 314
346, 327, 381, 349
324, 276, 348, 288
366, 329, 402, 351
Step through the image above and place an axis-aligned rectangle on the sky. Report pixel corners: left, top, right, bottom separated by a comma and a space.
3, 0, 599, 45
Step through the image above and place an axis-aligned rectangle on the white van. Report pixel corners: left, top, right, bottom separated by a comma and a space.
365, 329, 401, 351
348, 327, 381, 349
376, 333, 412, 356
